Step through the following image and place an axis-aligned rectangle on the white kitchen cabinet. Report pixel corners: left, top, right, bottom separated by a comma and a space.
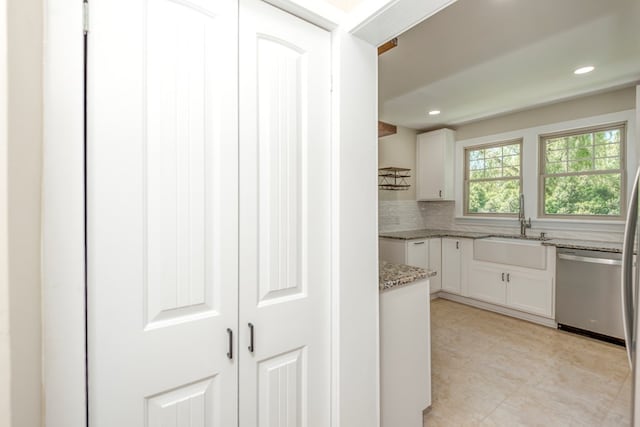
379, 237, 442, 293
442, 238, 466, 294
416, 128, 455, 201
428, 239, 442, 292
506, 270, 554, 318
468, 263, 506, 305
380, 278, 431, 427
407, 240, 429, 269
468, 261, 554, 318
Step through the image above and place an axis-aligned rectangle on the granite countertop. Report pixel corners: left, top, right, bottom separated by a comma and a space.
542, 238, 623, 253
379, 228, 623, 253
379, 229, 491, 240
379, 260, 436, 291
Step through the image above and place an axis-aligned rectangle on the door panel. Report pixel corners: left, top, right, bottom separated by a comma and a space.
441, 238, 461, 293
87, 0, 238, 425
507, 271, 553, 317
239, 0, 331, 425
406, 240, 429, 269
468, 263, 506, 305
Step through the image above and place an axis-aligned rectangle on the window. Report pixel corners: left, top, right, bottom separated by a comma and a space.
539, 122, 626, 218
465, 139, 522, 216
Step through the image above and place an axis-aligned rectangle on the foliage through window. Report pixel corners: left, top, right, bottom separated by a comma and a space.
540, 123, 626, 218
465, 140, 522, 215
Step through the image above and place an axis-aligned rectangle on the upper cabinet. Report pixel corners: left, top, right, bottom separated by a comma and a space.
416, 128, 455, 201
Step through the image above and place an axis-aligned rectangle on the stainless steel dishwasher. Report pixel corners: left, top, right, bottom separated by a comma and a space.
556, 248, 624, 345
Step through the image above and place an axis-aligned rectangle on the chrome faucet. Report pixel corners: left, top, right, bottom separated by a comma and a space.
518, 193, 531, 236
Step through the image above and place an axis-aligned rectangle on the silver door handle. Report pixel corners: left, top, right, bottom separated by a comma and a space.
412, 241, 425, 245
558, 253, 622, 266
621, 166, 640, 368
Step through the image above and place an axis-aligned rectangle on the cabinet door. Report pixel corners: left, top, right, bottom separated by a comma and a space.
239, 0, 331, 425
406, 240, 429, 269
416, 133, 445, 200
379, 238, 407, 264
506, 270, 554, 318
416, 129, 455, 201
428, 238, 442, 292
441, 238, 461, 294
468, 263, 506, 305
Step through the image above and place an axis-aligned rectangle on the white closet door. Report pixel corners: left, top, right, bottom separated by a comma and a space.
238, 0, 331, 425
87, 0, 238, 425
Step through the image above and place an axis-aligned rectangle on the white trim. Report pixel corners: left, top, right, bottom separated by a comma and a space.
0, 0, 10, 422
434, 292, 558, 328
347, 0, 457, 46
42, 0, 86, 425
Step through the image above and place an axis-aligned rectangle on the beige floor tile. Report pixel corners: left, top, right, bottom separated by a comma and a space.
425, 299, 632, 427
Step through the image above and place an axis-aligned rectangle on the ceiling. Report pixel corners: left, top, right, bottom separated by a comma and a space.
378, 0, 640, 130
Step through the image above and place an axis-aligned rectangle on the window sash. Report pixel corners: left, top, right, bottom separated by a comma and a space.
539, 122, 626, 219
464, 139, 522, 216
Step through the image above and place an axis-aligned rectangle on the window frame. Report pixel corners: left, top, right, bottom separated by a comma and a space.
538, 122, 627, 220
464, 138, 523, 217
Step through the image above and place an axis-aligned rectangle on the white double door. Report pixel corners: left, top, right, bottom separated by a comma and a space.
87, 0, 331, 425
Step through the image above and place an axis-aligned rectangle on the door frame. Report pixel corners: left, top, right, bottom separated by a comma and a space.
41, 0, 458, 426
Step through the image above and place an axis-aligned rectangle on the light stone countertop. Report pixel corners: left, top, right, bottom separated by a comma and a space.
542, 238, 623, 253
379, 229, 491, 240
379, 228, 624, 253
379, 260, 435, 292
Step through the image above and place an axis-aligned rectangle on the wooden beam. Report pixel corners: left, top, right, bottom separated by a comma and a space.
378, 121, 397, 138
377, 38, 398, 56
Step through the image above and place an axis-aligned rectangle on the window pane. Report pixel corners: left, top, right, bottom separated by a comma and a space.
503, 144, 519, 156
594, 142, 620, 159
567, 146, 592, 161
546, 138, 566, 151
469, 159, 485, 170
544, 173, 621, 216
545, 148, 566, 163
568, 159, 593, 172
594, 157, 620, 170
485, 147, 502, 158
469, 169, 485, 180
595, 129, 620, 144
545, 161, 566, 174
468, 179, 520, 214
502, 155, 520, 167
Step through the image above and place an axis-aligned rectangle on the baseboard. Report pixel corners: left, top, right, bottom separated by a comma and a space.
432, 292, 557, 328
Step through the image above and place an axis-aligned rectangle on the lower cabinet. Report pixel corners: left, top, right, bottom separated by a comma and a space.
469, 261, 554, 318
506, 269, 554, 318
441, 238, 472, 295
379, 237, 442, 293
380, 279, 431, 426
467, 263, 506, 305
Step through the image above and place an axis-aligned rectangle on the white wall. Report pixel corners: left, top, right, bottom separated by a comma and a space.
7, 0, 43, 425
378, 125, 417, 201
0, 0, 11, 424
333, 28, 380, 427
453, 86, 636, 141
453, 109, 636, 241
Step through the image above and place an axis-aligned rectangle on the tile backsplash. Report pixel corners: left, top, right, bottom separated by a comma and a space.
378, 200, 625, 242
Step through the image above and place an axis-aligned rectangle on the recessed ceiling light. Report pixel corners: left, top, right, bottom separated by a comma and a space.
574, 66, 594, 75
428, 110, 441, 116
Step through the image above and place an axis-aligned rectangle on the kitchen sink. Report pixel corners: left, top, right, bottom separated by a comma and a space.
474, 236, 547, 269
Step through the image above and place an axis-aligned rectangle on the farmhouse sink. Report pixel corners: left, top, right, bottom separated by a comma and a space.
474, 236, 547, 270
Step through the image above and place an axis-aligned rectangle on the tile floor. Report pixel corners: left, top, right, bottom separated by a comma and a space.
424, 299, 631, 426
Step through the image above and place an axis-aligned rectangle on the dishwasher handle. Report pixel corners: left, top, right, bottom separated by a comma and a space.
558, 253, 622, 266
